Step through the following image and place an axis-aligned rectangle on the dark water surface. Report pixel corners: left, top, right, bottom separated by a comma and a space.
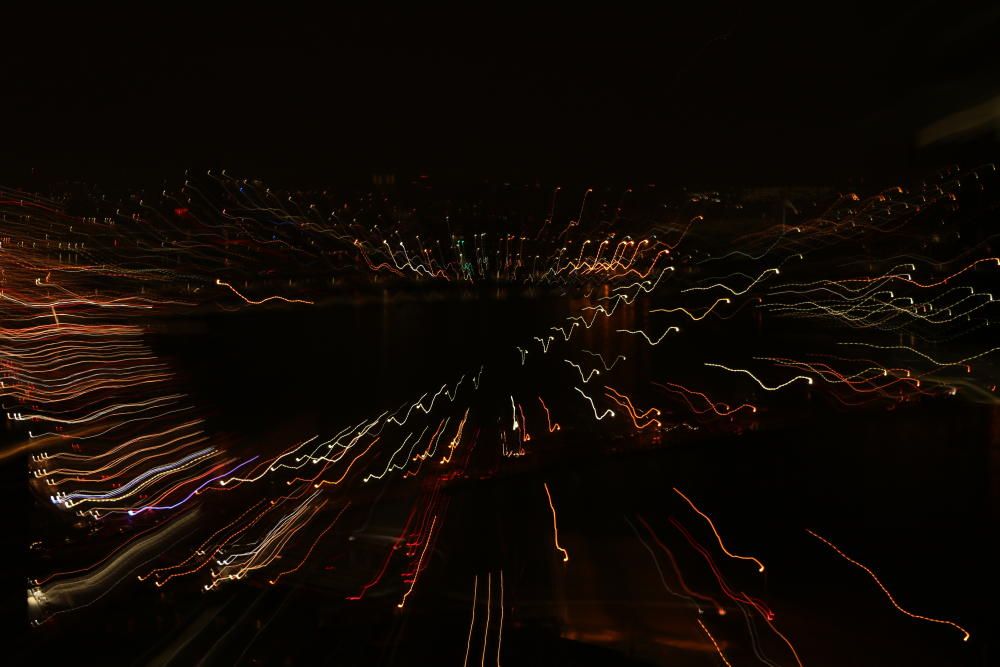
16, 291, 994, 666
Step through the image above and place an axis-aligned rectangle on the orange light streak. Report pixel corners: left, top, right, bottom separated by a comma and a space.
214, 278, 314, 305
673, 487, 765, 572
543, 482, 570, 562
696, 619, 733, 667
807, 528, 970, 641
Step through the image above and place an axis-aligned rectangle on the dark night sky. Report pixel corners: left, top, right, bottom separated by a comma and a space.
3, 3, 999, 188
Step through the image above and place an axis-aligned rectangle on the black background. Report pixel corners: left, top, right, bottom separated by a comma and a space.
2, 3, 999, 189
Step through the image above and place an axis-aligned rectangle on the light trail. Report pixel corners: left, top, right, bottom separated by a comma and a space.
673, 487, 765, 572
807, 529, 970, 641
543, 482, 570, 563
